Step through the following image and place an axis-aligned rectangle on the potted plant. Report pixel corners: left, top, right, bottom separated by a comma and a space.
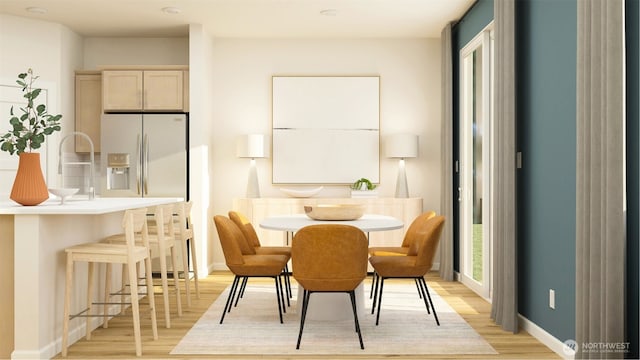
0, 69, 62, 205
350, 177, 378, 198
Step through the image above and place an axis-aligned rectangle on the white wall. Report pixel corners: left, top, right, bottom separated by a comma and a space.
82, 37, 189, 69
209, 38, 442, 269
0, 14, 83, 193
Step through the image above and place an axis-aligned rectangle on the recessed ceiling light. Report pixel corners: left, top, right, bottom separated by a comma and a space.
26, 7, 47, 14
162, 6, 181, 14
320, 9, 338, 16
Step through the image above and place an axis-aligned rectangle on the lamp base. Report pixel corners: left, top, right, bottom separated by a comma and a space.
246, 159, 261, 198
394, 159, 409, 198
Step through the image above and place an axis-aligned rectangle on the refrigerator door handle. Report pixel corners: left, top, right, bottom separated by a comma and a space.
143, 134, 149, 195
136, 134, 141, 195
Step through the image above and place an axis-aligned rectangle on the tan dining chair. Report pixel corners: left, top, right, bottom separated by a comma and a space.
61, 208, 158, 357
228, 210, 292, 301
368, 210, 436, 299
369, 215, 445, 326
104, 203, 182, 328
214, 215, 289, 324
292, 224, 368, 349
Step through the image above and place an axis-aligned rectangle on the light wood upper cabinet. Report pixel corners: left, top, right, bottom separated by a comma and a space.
74, 72, 102, 153
102, 70, 186, 112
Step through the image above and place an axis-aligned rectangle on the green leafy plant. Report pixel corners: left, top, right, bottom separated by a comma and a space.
0, 69, 62, 155
351, 178, 377, 191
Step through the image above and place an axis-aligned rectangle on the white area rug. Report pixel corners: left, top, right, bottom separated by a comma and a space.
171, 282, 497, 355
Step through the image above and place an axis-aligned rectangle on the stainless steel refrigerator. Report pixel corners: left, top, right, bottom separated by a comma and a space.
101, 113, 188, 199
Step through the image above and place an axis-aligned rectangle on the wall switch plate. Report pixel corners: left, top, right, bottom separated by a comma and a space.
549, 289, 555, 309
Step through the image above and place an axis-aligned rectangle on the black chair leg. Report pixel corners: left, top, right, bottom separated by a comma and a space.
369, 272, 378, 299
416, 277, 431, 314
349, 290, 365, 350
284, 264, 292, 299
296, 289, 311, 349
415, 278, 423, 299
420, 277, 439, 326
234, 277, 248, 307
277, 274, 287, 313
274, 276, 284, 323
220, 276, 240, 324
375, 278, 385, 325
371, 272, 380, 314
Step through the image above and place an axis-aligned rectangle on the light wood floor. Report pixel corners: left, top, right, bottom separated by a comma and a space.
55, 271, 559, 359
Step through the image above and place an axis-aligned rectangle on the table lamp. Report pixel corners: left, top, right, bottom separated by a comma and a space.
385, 134, 418, 198
237, 134, 269, 198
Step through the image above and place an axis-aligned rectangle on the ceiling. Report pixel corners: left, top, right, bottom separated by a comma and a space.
0, 0, 473, 38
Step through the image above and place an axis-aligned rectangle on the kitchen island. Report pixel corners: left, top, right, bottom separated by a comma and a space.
0, 197, 182, 360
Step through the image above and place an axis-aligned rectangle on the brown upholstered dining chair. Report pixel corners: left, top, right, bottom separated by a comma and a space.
292, 224, 368, 350
367, 210, 436, 299
228, 210, 292, 302
369, 215, 445, 326
213, 215, 289, 324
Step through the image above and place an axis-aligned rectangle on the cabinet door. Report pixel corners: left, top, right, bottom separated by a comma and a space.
74, 74, 102, 152
102, 70, 143, 111
143, 70, 184, 111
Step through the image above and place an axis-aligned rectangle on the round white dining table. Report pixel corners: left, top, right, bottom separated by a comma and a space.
259, 213, 404, 321
259, 213, 404, 233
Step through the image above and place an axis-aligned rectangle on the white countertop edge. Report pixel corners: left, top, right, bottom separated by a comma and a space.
0, 197, 183, 215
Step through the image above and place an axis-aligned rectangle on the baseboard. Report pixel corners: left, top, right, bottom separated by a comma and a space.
518, 314, 575, 359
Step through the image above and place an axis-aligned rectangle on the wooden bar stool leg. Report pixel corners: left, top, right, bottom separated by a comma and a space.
143, 255, 159, 340
170, 246, 182, 316
189, 237, 200, 298
158, 243, 171, 328
127, 259, 143, 357
104, 263, 112, 328
85, 262, 95, 340
61, 254, 74, 357
180, 236, 191, 307
120, 263, 127, 315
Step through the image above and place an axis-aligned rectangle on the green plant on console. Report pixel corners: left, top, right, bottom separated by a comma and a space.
351, 178, 377, 191
0, 69, 62, 155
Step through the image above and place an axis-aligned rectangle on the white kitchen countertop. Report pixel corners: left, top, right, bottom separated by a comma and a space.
0, 197, 183, 215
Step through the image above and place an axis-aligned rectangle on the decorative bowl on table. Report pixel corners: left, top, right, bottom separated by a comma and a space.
304, 204, 365, 221
48, 188, 79, 204
280, 186, 324, 198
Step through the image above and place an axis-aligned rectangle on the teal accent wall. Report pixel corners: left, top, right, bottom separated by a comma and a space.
516, 0, 576, 343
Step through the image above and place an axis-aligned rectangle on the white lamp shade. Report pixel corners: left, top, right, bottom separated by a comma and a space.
385, 134, 418, 158
237, 134, 270, 158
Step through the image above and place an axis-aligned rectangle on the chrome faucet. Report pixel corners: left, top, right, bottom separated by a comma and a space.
58, 131, 95, 200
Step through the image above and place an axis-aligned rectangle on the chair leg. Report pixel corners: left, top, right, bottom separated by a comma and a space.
189, 236, 201, 299
180, 235, 191, 307
370, 272, 378, 299
220, 276, 240, 324
234, 277, 247, 307
61, 255, 74, 357
280, 273, 290, 307
104, 263, 112, 328
274, 276, 284, 323
371, 272, 380, 314
296, 289, 310, 349
349, 290, 365, 350
170, 246, 183, 317
143, 257, 159, 340
419, 277, 440, 326
375, 277, 385, 325
120, 263, 127, 315
85, 262, 95, 340
158, 243, 171, 328
416, 276, 431, 314
284, 264, 292, 299
127, 260, 143, 357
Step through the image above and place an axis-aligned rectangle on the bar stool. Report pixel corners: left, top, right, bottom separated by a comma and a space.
61, 208, 158, 357
176, 201, 200, 306
105, 204, 182, 328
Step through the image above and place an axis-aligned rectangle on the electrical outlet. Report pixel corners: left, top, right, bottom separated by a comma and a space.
549, 289, 555, 309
